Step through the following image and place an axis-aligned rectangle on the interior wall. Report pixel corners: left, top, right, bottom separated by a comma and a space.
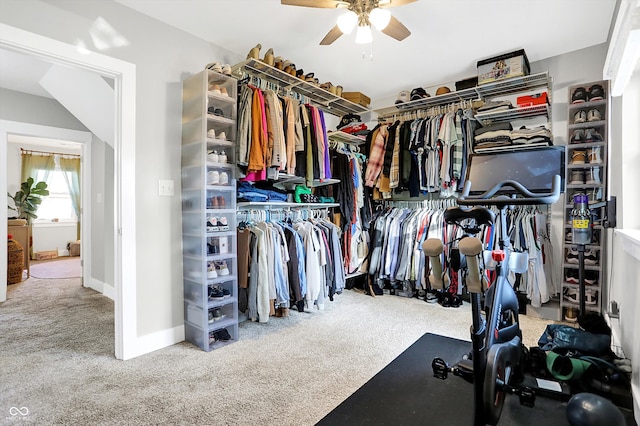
90, 136, 106, 282
0, 0, 243, 342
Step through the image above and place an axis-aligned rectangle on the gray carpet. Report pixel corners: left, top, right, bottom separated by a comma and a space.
0, 278, 557, 425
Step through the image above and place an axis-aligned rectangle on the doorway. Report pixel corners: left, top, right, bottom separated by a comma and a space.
0, 23, 137, 360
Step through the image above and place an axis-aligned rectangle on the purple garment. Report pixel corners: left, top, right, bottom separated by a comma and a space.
320, 111, 331, 179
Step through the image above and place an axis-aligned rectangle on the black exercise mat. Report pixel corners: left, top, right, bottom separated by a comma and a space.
317, 333, 636, 426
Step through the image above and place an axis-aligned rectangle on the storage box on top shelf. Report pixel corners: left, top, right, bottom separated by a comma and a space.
342, 92, 371, 107
477, 49, 530, 85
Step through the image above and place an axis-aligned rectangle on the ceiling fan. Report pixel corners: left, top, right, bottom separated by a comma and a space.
281, 0, 416, 45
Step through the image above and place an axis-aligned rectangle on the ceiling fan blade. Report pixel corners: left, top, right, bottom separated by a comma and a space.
281, 0, 345, 8
320, 25, 344, 45
378, 0, 417, 8
381, 15, 411, 41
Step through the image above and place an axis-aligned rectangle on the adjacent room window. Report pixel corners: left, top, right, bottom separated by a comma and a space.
33, 167, 77, 222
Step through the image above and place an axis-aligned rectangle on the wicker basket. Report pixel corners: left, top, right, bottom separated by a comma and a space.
8, 239, 24, 284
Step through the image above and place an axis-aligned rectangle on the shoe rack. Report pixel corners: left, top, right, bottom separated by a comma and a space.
181, 68, 239, 351
561, 80, 609, 322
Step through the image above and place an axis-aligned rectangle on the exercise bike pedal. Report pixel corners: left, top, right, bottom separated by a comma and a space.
432, 357, 450, 380
518, 386, 536, 408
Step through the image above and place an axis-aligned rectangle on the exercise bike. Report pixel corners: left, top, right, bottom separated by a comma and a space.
426, 175, 561, 426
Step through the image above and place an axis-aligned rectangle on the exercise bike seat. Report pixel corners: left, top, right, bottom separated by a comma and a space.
444, 206, 495, 227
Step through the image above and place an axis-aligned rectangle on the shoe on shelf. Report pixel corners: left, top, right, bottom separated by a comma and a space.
207, 217, 219, 231
219, 172, 229, 185
587, 147, 602, 164
564, 287, 579, 303
222, 64, 232, 76
207, 261, 218, 279
209, 83, 222, 95
585, 167, 601, 184
219, 236, 229, 254
215, 260, 230, 276
274, 56, 284, 70
247, 43, 261, 60
565, 268, 579, 284
208, 150, 219, 163
263, 48, 274, 66
207, 170, 220, 185
569, 170, 585, 185
217, 217, 229, 228
574, 110, 587, 124
211, 328, 231, 342
217, 131, 227, 141
208, 241, 220, 255
571, 87, 587, 104
218, 150, 227, 164
208, 308, 225, 323
585, 270, 599, 286
208, 285, 224, 299
570, 150, 587, 165
587, 108, 602, 122
584, 249, 599, 265
588, 84, 605, 101
206, 62, 223, 73
218, 196, 227, 208
584, 128, 603, 142
207, 128, 216, 139
570, 129, 584, 144
585, 289, 598, 305
220, 87, 229, 97
566, 248, 579, 264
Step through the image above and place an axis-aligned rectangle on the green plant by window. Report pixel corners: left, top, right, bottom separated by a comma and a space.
7, 177, 50, 224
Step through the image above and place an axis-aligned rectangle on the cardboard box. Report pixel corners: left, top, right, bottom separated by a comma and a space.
36, 250, 58, 260
517, 92, 549, 107
455, 76, 478, 91
69, 240, 81, 257
342, 92, 371, 107
477, 49, 530, 85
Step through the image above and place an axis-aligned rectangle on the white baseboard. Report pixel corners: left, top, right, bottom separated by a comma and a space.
87, 277, 115, 301
132, 325, 185, 358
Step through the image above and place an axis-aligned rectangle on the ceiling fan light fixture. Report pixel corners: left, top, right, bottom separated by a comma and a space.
369, 8, 391, 30
355, 24, 373, 44
337, 10, 358, 34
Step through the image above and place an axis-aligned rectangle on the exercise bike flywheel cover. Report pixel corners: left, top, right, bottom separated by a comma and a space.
483, 343, 511, 425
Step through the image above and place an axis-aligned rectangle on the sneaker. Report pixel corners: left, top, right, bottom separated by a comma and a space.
563, 287, 579, 303
219, 172, 229, 185
208, 285, 224, 299
571, 87, 587, 104
222, 64, 232, 76
565, 229, 573, 243
217, 217, 229, 230
584, 271, 598, 286
218, 196, 227, 208
208, 150, 219, 163
584, 249, 598, 265
208, 107, 224, 117
220, 87, 229, 97
585, 289, 598, 305
574, 110, 587, 124
587, 147, 602, 164
584, 128, 603, 142
208, 308, 225, 323
588, 84, 605, 101
208, 241, 220, 255
570, 150, 586, 165
207, 262, 218, 279
217, 131, 227, 141
570, 129, 584, 144
211, 328, 231, 341
207, 128, 216, 139
585, 167, 601, 184
587, 108, 602, 122
564, 307, 579, 322
218, 150, 227, 164
565, 269, 579, 284
215, 260, 230, 276
569, 170, 585, 185
208, 83, 222, 95
208, 170, 220, 185
206, 62, 223, 73
207, 217, 219, 231
209, 196, 219, 208
566, 248, 579, 264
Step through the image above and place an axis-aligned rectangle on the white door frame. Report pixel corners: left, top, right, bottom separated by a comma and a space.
2, 123, 92, 293
0, 24, 137, 360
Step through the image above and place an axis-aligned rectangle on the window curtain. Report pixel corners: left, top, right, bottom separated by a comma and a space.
59, 156, 81, 240
21, 152, 55, 184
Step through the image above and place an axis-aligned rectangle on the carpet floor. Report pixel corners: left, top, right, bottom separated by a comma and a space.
1, 277, 575, 425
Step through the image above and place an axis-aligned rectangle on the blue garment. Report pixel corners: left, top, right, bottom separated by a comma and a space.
271, 226, 289, 305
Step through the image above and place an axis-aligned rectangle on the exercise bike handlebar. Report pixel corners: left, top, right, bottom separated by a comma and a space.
458, 175, 561, 207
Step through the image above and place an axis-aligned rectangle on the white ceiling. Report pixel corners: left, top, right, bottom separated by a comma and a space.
115, 0, 618, 103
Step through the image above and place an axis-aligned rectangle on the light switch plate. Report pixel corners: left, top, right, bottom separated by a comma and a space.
158, 179, 174, 196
